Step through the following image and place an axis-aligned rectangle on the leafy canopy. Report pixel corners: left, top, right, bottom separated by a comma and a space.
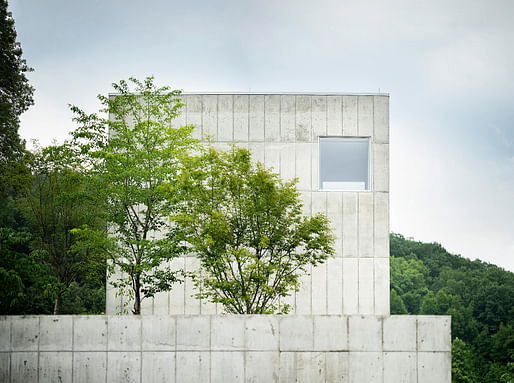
168, 146, 335, 314
71, 77, 196, 314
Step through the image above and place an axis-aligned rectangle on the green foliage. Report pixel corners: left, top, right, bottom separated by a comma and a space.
169, 146, 335, 314
390, 288, 408, 314
15, 143, 104, 314
390, 233, 514, 382
0, 0, 34, 190
70, 77, 196, 314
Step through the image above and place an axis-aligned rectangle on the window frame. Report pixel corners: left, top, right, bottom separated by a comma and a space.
317, 136, 372, 192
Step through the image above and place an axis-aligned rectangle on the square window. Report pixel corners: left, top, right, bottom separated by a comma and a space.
319, 137, 370, 191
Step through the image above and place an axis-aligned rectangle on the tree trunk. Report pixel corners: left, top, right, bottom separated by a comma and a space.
53, 293, 62, 315
133, 275, 141, 315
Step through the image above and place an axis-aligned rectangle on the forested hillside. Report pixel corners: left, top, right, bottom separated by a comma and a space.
390, 233, 514, 382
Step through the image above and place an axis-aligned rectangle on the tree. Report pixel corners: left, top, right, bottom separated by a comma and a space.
169, 146, 335, 314
18, 143, 103, 314
71, 77, 196, 314
0, 0, 34, 192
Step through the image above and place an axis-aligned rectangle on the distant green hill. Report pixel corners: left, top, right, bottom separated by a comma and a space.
390, 233, 514, 383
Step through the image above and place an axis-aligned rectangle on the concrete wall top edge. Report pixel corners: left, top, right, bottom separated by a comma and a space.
108, 92, 390, 97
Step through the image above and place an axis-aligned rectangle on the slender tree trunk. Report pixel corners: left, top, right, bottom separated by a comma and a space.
133, 275, 141, 315
53, 293, 62, 315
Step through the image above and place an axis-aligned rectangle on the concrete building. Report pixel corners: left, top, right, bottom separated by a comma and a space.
107, 93, 391, 317
1, 93, 451, 382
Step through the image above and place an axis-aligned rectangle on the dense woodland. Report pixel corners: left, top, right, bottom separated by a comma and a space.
390, 233, 514, 382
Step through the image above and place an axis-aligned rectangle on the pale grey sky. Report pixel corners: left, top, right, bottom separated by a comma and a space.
10, 0, 514, 271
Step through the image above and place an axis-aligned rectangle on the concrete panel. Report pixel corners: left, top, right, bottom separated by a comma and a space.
342, 258, 359, 314
326, 352, 349, 382
0, 317, 10, 351
418, 352, 451, 383
249, 95, 265, 142
218, 95, 234, 141
74, 316, 107, 351
153, 290, 169, 315
314, 316, 347, 351
280, 316, 313, 351
202, 95, 218, 141
176, 352, 209, 382
234, 95, 249, 141
374, 258, 390, 315
170, 96, 186, 131
384, 352, 416, 383
311, 142, 319, 190
280, 95, 295, 142
342, 192, 358, 257
326, 95, 343, 136
211, 316, 245, 350
0, 353, 9, 383
373, 95, 389, 143
358, 193, 374, 258
142, 316, 175, 351
245, 316, 279, 351
211, 351, 245, 383
248, 142, 265, 165
299, 191, 311, 217
281, 290, 296, 315
11, 352, 37, 383
105, 281, 117, 315
142, 352, 175, 383
185, 257, 201, 314
418, 316, 451, 351
73, 352, 106, 383
279, 352, 296, 383
265, 95, 281, 142
359, 258, 375, 314
279, 143, 295, 182
312, 95, 327, 139
374, 192, 389, 258
264, 143, 282, 174
186, 95, 202, 140
108, 316, 141, 350
349, 316, 382, 351
311, 262, 327, 314
39, 315, 73, 351
357, 95, 373, 137
201, 295, 217, 315
373, 144, 389, 192
11, 316, 38, 351
297, 352, 325, 383
327, 192, 343, 258
327, 258, 343, 314
295, 268, 312, 314
169, 257, 185, 314
383, 316, 416, 351
176, 315, 210, 350
107, 352, 140, 383
141, 295, 153, 315
349, 352, 383, 383
295, 143, 311, 190
342, 96, 358, 136
245, 352, 279, 383
311, 191, 326, 215
39, 351, 72, 383
295, 95, 312, 142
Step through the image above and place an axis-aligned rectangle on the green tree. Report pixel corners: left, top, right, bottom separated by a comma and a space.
18, 143, 104, 314
390, 288, 408, 314
169, 146, 335, 314
71, 77, 195, 314
0, 0, 34, 191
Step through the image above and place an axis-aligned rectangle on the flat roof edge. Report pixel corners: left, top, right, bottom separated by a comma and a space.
108, 92, 390, 97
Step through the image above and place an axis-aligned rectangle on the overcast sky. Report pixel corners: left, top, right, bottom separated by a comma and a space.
10, 0, 514, 271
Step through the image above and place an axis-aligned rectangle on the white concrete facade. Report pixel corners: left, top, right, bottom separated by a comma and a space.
106, 93, 391, 316
0, 315, 451, 383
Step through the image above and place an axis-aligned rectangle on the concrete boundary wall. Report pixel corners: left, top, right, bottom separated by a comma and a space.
0, 315, 451, 383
